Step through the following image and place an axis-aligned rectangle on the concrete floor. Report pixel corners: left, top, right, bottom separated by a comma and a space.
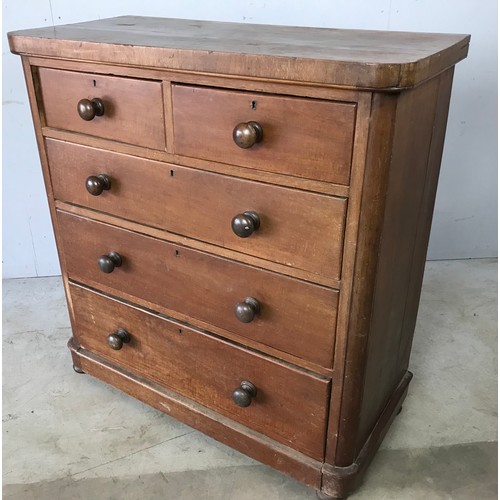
3, 259, 497, 499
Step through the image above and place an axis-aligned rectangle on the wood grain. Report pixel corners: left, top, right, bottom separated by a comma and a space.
324, 91, 377, 465
10, 18, 469, 498
69, 337, 324, 488
330, 71, 455, 467
46, 139, 347, 280
397, 69, 455, 373
321, 371, 412, 498
9, 16, 470, 89
327, 92, 399, 467
173, 85, 356, 184
28, 55, 362, 102
70, 283, 331, 460
38, 67, 166, 149
19, 60, 84, 369
53, 200, 342, 291
42, 126, 350, 198
57, 210, 339, 368
353, 75, 446, 458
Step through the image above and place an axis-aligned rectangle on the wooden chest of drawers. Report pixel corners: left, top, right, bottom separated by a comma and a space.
9, 17, 469, 499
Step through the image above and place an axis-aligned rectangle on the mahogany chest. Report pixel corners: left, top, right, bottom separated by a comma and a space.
9, 17, 469, 498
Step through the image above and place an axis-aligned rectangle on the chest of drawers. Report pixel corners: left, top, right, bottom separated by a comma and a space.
9, 17, 469, 499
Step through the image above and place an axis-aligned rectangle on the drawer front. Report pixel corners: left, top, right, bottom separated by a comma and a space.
48, 139, 346, 280
38, 67, 166, 150
70, 284, 330, 460
172, 85, 356, 185
58, 211, 338, 368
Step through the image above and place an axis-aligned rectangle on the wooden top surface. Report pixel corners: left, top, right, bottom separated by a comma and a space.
8, 16, 470, 89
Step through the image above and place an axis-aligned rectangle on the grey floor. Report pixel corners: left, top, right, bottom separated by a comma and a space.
3, 259, 498, 499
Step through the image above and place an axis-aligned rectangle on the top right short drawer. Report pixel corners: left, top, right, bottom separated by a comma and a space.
172, 85, 356, 185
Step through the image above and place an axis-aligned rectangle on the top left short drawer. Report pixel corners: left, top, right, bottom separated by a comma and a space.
37, 68, 166, 150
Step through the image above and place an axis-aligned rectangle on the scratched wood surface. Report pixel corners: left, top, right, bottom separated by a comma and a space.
10, 17, 470, 499
46, 138, 347, 281
9, 16, 469, 88
71, 283, 331, 460
57, 210, 339, 369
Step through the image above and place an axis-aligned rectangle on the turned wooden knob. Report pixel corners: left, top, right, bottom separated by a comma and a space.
107, 328, 131, 350
232, 121, 263, 148
86, 174, 111, 196
234, 297, 260, 323
98, 252, 122, 273
231, 211, 260, 238
77, 98, 105, 121
232, 381, 257, 407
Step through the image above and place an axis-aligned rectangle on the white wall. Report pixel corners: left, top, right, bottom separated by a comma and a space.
3, 0, 497, 278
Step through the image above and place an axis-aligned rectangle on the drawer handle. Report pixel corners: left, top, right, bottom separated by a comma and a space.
98, 251, 122, 273
234, 297, 260, 323
232, 381, 257, 407
233, 121, 263, 149
77, 98, 105, 121
86, 174, 111, 196
231, 211, 260, 238
107, 328, 131, 350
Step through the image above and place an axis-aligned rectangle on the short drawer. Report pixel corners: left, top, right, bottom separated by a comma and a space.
58, 211, 339, 368
172, 85, 356, 185
37, 67, 166, 150
70, 283, 330, 460
47, 139, 346, 280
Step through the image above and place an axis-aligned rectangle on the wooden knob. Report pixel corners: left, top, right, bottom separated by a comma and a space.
98, 252, 122, 273
232, 381, 257, 407
86, 174, 111, 196
233, 121, 263, 148
77, 98, 105, 121
231, 211, 260, 238
234, 297, 260, 323
107, 328, 131, 350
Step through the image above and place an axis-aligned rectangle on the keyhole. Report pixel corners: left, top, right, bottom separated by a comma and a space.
170, 169, 174, 177
251, 100, 257, 110
93, 79, 97, 87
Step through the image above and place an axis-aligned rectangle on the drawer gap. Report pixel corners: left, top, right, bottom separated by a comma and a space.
56, 201, 342, 290
171, 81, 357, 106
69, 280, 333, 380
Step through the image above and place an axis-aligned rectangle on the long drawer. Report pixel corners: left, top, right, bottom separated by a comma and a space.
70, 283, 330, 460
47, 139, 346, 280
172, 84, 356, 185
38, 67, 166, 150
57, 210, 339, 368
